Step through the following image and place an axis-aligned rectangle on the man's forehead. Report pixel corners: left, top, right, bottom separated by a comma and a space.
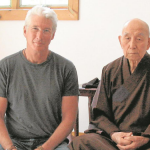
122, 19, 149, 37
123, 32, 145, 36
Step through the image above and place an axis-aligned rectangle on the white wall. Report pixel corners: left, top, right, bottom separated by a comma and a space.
0, 0, 150, 132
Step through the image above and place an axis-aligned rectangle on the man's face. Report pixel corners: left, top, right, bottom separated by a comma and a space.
24, 15, 55, 52
119, 20, 150, 62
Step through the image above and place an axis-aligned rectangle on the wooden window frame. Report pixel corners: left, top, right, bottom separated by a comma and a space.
0, 0, 79, 20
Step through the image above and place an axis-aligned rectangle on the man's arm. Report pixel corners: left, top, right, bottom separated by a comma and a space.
0, 97, 16, 150
92, 66, 120, 135
35, 96, 78, 150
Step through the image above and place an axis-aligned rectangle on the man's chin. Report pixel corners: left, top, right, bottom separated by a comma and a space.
128, 58, 142, 63
33, 47, 46, 52
127, 54, 142, 61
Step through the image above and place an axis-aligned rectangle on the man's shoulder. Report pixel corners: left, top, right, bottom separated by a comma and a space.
103, 56, 124, 73
52, 51, 75, 68
0, 51, 21, 65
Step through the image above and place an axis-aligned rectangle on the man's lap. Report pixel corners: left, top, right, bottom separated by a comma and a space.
69, 133, 150, 150
69, 133, 118, 150
54, 142, 69, 150
0, 137, 69, 150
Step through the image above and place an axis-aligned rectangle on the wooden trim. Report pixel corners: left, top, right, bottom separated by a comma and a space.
72, 132, 84, 136
11, 0, 18, 9
0, 0, 79, 20
79, 132, 85, 136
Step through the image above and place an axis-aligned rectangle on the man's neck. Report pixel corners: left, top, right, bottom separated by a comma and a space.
23, 49, 50, 64
129, 59, 141, 73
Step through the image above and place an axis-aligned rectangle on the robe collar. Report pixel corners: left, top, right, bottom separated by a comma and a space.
113, 52, 150, 102
123, 52, 150, 83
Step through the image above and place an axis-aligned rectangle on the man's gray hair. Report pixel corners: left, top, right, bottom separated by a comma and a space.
25, 5, 58, 32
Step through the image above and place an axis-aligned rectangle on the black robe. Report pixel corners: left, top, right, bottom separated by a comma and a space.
69, 53, 150, 150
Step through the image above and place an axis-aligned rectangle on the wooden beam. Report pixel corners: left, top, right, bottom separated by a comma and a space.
0, 0, 79, 20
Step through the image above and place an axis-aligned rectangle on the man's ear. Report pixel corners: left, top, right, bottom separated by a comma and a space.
23, 26, 27, 37
147, 37, 150, 50
118, 35, 122, 46
51, 32, 55, 40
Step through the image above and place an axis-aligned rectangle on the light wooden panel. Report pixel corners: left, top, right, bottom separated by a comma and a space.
0, 0, 79, 20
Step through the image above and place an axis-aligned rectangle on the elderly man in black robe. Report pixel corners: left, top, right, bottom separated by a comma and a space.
69, 18, 150, 150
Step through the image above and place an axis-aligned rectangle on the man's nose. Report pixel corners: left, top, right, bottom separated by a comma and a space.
130, 39, 136, 49
36, 30, 43, 40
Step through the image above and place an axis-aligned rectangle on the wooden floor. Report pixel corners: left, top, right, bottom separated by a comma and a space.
68, 132, 84, 143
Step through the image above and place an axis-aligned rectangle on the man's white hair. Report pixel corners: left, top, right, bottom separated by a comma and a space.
25, 5, 58, 33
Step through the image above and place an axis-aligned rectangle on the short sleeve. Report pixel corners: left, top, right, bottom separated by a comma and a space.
63, 65, 79, 96
0, 61, 8, 98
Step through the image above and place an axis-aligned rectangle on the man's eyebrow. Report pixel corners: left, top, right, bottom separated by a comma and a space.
45, 28, 51, 30
137, 33, 145, 36
31, 25, 38, 28
123, 32, 145, 36
31, 26, 52, 30
123, 32, 129, 36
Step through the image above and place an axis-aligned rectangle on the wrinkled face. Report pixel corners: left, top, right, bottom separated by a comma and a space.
24, 15, 55, 52
119, 20, 150, 62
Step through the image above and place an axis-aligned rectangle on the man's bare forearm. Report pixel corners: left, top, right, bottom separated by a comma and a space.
0, 117, 14, 149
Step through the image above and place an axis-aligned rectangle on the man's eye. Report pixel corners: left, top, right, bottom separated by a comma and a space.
33, 28, 38, 31
44, 29, 50, 33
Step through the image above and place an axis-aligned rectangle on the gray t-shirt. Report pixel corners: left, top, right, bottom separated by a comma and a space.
0, 50, 79, 138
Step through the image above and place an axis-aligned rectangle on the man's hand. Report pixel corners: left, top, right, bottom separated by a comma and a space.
111, 132, 133, 146
117, 135, 150, 150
